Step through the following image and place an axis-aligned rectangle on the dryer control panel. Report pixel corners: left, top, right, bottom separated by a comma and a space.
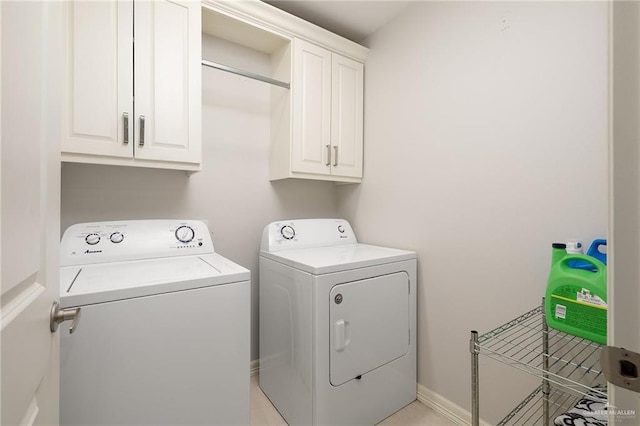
60, 220, 214, 266
261, 219, 357, 252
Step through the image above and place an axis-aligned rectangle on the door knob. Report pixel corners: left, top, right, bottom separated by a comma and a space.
50, 301, 81, 334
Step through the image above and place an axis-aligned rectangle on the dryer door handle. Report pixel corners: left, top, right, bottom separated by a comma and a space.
335, 319, 348, 351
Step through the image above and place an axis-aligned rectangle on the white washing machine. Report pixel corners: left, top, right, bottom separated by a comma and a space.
59, 220, 250, 425
259, 218, 417, 425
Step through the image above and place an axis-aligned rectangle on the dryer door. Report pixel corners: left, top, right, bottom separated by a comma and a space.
329, 272, 409, 386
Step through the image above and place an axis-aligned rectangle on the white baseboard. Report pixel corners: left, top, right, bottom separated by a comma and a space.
417, 383, 492, 426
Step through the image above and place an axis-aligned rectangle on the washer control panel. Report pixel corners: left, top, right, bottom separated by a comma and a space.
261, 219, 357, 252
60, 220, 214, 266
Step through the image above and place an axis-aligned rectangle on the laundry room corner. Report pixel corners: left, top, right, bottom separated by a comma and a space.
337, 2, 608, 424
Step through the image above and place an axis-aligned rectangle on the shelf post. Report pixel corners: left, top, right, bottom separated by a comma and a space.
542, 298, 550, 426
471, 330, 479, 426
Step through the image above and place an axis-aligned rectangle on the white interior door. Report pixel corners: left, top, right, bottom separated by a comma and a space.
1, 2, 62, 425
609, 1, 640, 423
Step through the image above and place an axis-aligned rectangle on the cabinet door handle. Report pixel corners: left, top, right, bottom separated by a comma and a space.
123, 112, 129, 144
139, 115, 146, 146
333, 146, 338, 167
326, 144, 331, 166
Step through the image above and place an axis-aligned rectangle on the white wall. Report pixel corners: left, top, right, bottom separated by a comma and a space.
337, 2, 608, 423
61, 34, 339, 361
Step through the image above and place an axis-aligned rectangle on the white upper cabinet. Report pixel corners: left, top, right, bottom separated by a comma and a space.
200, 1, 367, 183
62, 1, 133, 159
62, 0, 201, 171
330, 53, 364, 179
133, 0, 201, 165
285, 39, 364, 183
291, 39, 332, 176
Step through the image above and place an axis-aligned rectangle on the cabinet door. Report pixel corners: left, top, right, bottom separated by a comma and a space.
292, 39, 332, 175
134, 0, 201, 165
62, 0, 133, 158
331, 54, 363, 178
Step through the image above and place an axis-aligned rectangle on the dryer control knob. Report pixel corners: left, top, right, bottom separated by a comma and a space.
110, 232, 124, 244
85, 233, 100, 245
280, 225, 295, 240
175, 225, 195, 243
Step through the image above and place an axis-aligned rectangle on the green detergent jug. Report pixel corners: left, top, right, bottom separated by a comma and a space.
545, 243, 607, 345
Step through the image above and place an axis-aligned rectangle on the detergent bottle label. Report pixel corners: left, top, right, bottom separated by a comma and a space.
576, 288, 607, 307
550, 284, 607, 338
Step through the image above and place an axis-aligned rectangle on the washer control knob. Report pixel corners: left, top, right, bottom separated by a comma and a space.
338, 225, 345, 233
85, 233, 100, 245
110, 232, 124, 244
175, 225, 195, 243
280, 225, 295, 240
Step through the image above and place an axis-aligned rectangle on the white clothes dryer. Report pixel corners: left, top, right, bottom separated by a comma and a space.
59, 220, 250, 425
259, 218, 417, 425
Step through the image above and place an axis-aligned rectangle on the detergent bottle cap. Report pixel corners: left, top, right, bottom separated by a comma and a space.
566, 241, 583, 255
551, 243, 567, 266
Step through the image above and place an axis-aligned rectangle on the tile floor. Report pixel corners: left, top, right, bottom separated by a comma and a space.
250, 376, 456, 425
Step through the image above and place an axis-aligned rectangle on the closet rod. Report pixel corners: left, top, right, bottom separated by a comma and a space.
201, 59, 290, 89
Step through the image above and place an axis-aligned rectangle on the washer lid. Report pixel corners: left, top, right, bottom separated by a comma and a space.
59, 253, 249, 308
260, 243, 416, 275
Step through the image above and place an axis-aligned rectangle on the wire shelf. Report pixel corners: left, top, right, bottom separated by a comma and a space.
470, 303, 607, 426
497, 385, 597, 426
474, 305, 606, 402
